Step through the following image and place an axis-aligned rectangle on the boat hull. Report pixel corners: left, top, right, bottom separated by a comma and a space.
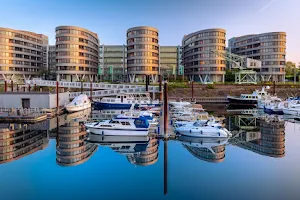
94, 102, 161, 110
86, 127, 149, 136
227, 96, 258, 106
94, 102, 132, 109
176, 128, 228, 138
65, 103, 91, 113
283, 109, 300, 116
264, 107, 284, 115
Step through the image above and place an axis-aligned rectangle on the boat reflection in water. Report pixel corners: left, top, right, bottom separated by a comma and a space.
0, 124, 49, 164
56, 120, 98, 167
178, 136, 227, 163
227, 112, 285, 158
88, 134, 159, 166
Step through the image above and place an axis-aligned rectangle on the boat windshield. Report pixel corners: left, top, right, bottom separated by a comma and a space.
193, 121, 204, 127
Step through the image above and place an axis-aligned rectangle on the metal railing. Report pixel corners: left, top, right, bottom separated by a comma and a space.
26, 80, 160, 93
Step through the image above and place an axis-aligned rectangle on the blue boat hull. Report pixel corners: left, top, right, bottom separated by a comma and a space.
94, 102, 132, 110
94, 102, 161, 110
264, 107, 284, 115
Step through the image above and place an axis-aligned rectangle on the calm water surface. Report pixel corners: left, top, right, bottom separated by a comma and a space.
1, 109, 300, 200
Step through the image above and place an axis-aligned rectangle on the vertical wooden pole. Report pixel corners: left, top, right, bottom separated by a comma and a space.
273, 81, 276, 95
159, 75, 162, 101
146, 75, 149, 92
90, 81, 93, 101
56, 81, 59, 113
191, 81, 194, 102
81, 81, 83, 94
11, 80, 13, 92
4, 80, 7, 92
34, 84, 37, 91
163, 82, 168, 136
23, 86, 25, 92
17, 84, 19, 92
28, 84, 31, 92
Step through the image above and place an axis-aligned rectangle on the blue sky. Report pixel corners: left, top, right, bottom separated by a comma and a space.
0, 0, 298, 63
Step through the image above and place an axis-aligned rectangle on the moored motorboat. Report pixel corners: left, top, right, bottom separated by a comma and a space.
282, 100, 300, 116
94, 93, 159, 110
65, 94, 91, 113
227, 87, 268, 106
264, 99, 284, 115
84, 116, 150, 136
175, 119, 231, 138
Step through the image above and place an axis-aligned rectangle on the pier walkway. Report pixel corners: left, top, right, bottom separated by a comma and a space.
26, 80, 160, 98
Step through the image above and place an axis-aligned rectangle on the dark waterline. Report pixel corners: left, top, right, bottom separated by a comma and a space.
0, 109, 300, 200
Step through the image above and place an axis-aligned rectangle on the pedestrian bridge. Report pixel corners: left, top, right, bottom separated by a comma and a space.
26, 80, 160, 98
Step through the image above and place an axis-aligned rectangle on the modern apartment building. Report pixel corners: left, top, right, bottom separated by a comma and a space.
160, 46, 181, 79
55, 26, 99, 82
48, 45, 56, 80
127, 26, 159, 83
182, 28, 226, 83
0, 27, 48, 83
229, 32, 286, 82
99, 44, 126, 82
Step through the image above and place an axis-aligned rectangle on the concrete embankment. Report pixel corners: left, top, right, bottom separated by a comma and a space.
168, 84, 300, 99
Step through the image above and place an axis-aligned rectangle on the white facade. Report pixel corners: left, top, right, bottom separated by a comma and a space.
0, 92, 70, 109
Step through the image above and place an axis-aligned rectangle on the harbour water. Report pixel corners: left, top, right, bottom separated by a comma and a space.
1, 108, 300, 200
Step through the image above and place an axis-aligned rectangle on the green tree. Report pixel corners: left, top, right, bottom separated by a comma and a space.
225, 69, 236, 82
285, 61, 296, 77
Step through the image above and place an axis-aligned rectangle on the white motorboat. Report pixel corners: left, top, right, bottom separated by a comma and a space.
227, 86, 269, 106
115, 110, 159, 126
94, 93, 160, 109
65, 94, 91, 113
169, 101, 191, 107
282, 100, 300, 116
264, 99, 284, 115
258, 95, 282, 109
175, 119, 231, 138
84, 116, 150, 136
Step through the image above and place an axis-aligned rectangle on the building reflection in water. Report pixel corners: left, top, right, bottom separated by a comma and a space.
0, 123, 49, 164
227, 113, 285, 158
178, 136, 227, 163
56, 121, 98, 167
127, 138, 159, 166
87, 134, 159, 166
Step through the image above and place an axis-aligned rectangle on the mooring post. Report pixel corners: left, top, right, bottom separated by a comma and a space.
11, 80, 13, 92
81, 81, 83, 94
90, 81, 93, 101
191, 81, 194, 102
34, 84, 37, 91
4, 80, 7, 92
23, 86, 25, 92
28, 84, 31, 92
17, 84, 19, 92
273, 81, 276, 95
159, 75, 162, 101
145, 75, 149, 92
163, 82, 168, 137
56, 81, 59, 114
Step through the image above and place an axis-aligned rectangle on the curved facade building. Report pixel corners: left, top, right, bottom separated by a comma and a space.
55, 26, 99, 82
229, 32, 286, 82
0, 27, 48, 83
56, 122, 98, 166
182, 29, 226, 83
127, 26, 159, 83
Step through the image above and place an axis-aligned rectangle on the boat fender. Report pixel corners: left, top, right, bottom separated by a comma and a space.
200, 130, 203, 134
219, 132, 220, 136
190, 130, 192, 134
102, 131, 104, 135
